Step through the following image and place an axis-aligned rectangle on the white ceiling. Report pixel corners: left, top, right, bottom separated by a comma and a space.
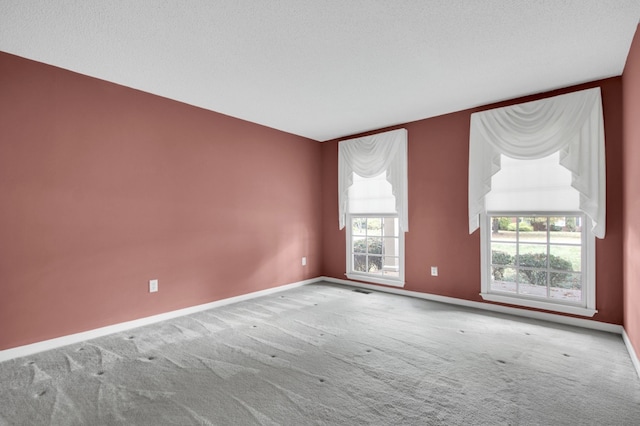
1, 1, 639, 141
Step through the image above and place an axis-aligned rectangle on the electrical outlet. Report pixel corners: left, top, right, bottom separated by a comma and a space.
149, 279, 158, 293
431, 266, 438, 276
302, 257, 307, 266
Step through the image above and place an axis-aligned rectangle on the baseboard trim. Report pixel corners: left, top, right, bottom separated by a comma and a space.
0, 278, 316, 363
623, 329, 640, 379
319, 276, 624, 335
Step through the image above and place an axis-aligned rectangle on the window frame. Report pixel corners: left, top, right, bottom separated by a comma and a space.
480, 211, 596, 317
346, 213, 405, 287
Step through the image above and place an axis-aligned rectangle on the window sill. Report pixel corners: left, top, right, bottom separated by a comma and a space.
346, 273, 405, 288
480, 293, 597, 317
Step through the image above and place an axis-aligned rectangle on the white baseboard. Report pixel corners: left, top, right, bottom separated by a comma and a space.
623, 329, 640, 379
0, 278, 316, 363
319, 276, 624, 335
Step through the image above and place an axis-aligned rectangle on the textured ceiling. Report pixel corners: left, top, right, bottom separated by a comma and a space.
1, 1, 639, 141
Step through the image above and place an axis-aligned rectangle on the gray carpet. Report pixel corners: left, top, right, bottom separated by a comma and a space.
1, 282, 639, 425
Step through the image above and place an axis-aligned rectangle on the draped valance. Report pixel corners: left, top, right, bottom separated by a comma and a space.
339, 129, 408, 231
468, 87, 606, 238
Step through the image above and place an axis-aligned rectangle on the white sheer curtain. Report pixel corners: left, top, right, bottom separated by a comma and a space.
468, 87, 606, 238
338, 128, 408, 231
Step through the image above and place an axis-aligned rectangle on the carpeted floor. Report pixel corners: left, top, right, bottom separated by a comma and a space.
1, 282, 639, 425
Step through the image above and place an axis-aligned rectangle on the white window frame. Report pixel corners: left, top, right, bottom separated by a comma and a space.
480, 211, 596, 317
346, 213, 405, 287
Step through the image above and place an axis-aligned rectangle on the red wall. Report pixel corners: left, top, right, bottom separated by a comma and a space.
1, 45, 632, 352
623, 25, 640, 357
322, 78, 624, 325
0, 52, 323, 350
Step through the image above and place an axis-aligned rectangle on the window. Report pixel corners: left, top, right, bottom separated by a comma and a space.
478, 153, 596, 316
338, 129, 408, 287
482, 213, 595, 316
469, 88, 605, 317
347, 215, 403, 285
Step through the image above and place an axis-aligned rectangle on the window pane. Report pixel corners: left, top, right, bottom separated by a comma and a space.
382, 217, 399, 236
382, 256, 399, 268
549, 245, 580, 272
519, 217, 535, 231
367, 255, 383, 274
550, 273, 582, 302
491, 266, 517, 294
518, 271, 548, 297
491, 242, 516, 260
352, 218, 367, 236
353, 255, 367, 272
491, 216, 517, 242
366, 218, 382, 236
519, 217, 547, 243
517, 244, 547, 263
382, 237, 399, 257
382, 256, 400, 277
492, 248, 514, 266
367, 237, 382, 254
550, 216, 582, 244
353, 237, 366, 253
529, 217, 548, 232
519, 267, 548, 288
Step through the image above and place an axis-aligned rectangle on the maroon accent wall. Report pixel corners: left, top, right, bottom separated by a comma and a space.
322, 78, 624, 325
623, 25, 640, 356
1, 46, 631, 352
0, 52, 323, 350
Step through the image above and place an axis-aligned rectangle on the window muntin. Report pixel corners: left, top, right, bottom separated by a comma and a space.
483, 213, 595, 315
347, 215, 403, 286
